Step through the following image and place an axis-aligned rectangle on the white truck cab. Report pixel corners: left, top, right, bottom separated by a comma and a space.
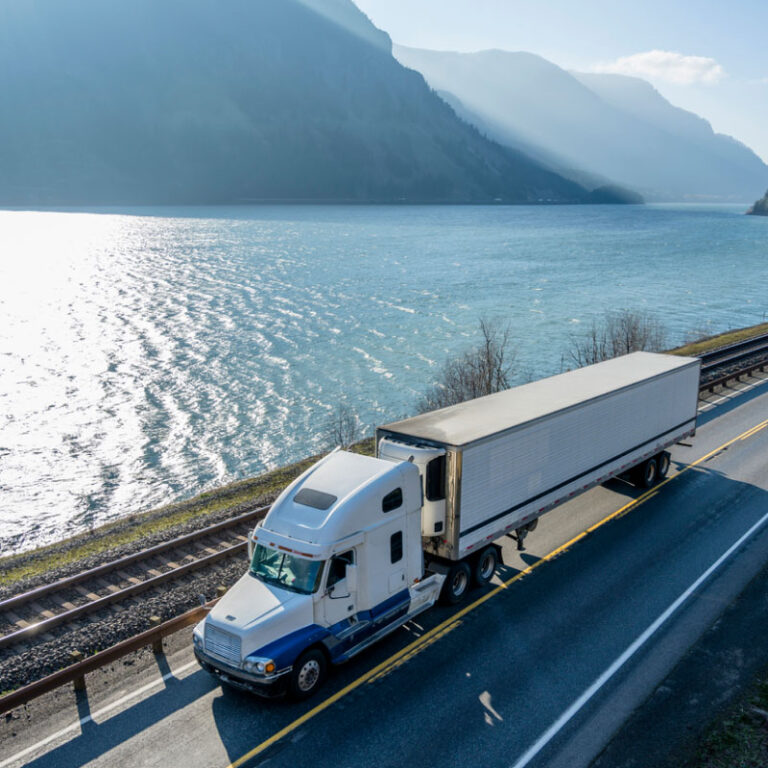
193, 449, 445, 698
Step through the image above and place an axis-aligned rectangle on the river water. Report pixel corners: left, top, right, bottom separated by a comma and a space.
1, 203, 765, 553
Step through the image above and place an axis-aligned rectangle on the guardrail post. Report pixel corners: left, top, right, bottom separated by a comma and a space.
216, 585, 227, 598
149, 616, 163, 654
69, 650, 86, 691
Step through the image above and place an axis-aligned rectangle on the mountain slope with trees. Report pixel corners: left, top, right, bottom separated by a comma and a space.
746, 190, 768, 215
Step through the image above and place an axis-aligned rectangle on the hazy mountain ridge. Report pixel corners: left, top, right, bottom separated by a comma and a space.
394, 45, 768, 201
0, 0, 603, 205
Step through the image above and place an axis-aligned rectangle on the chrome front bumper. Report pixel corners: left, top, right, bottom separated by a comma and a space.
194, 646, 291, 698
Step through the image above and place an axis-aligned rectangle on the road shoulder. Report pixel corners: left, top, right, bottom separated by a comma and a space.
591, 556, 768, 768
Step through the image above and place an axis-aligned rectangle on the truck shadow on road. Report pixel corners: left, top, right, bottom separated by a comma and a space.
19, 665, 219, 768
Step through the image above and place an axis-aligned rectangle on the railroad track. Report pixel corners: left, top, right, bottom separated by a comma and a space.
0, 504, 268, 652
2, 334, 767, 660
699, 331, 768, 375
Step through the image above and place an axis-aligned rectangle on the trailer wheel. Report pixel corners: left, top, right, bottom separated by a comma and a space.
656, 451, 670, 480
289, 648, 326, 700
440, 561, 471, 605
473, 547, 498, 587
636, 457, 658, 488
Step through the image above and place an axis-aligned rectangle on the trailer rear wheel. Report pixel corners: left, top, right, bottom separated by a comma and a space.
440, 561, 471, 605
636, 457, 658, 488
656, 451, 670, 480
473, 546, 498, 587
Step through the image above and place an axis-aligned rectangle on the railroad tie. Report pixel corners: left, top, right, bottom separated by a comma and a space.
96, 578, 122, 594
50, 595, 77, 612
116, 569, 142, 586
6, 610, 30, 629
75, 585, 102, 602
29, 601, 56, 620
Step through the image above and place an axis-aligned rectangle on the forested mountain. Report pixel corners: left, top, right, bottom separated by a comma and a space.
747, 190, 768, 215
394, 45, 768, 202
0, 0, 602, 205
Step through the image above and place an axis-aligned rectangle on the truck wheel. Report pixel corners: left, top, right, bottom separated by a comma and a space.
440, 561, 471, 605
636, 457, 658, 488
656, 451, 670, 480
289, 649, 326, 700
473, 547, 498, 587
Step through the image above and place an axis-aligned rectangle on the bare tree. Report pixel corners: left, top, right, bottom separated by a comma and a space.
418, 319, 515, 413
327, 401, 360, 449
566, 309, 667, 368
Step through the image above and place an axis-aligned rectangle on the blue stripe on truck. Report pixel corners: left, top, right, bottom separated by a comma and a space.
251, 590, 413, 668
248, 624, 331, 669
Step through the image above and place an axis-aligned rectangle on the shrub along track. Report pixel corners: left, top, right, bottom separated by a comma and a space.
1, 330, 767, 695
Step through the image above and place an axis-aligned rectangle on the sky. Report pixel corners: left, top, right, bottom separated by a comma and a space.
352, 0, 768, 164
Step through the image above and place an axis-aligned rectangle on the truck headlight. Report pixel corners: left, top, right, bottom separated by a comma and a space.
192, 630, 203, 649
243, 657, 276, 675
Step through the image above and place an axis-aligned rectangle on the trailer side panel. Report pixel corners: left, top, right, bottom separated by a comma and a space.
455, 362, 699, 556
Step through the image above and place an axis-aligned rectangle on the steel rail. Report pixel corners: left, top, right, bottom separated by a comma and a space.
0, 503, 269, 614
699, 332, 768, 372
2, 346, 767, 650
0, 540, 246, 650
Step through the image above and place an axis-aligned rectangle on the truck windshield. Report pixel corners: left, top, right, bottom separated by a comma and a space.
249, 545, 323, 595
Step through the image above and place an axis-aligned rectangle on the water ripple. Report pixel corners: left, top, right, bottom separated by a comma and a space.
0, 204, 763, 553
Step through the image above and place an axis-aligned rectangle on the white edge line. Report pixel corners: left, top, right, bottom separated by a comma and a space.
509, 506, 768, 768
0, 659, 199, 768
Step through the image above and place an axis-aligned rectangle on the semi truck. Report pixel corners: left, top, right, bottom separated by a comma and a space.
193, 351, 700, 698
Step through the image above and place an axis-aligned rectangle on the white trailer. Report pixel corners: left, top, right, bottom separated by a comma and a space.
376, 351, 700, 564
194, 352, 700, 699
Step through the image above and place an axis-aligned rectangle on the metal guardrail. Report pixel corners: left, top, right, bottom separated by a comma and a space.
0, 602, 214, 716
700, 359, 768, 392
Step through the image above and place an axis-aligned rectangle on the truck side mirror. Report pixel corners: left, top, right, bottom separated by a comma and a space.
345, 563, 357, 593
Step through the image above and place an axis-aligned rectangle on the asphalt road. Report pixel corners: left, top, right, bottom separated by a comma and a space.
2, 372, 767, 768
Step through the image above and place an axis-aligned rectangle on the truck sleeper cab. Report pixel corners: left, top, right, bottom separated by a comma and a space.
193, 449, 445, 698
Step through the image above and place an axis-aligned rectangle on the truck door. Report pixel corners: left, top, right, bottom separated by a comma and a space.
322, 550, 356, 629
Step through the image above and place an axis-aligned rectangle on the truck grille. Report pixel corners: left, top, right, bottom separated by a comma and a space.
205, 624, 241, 665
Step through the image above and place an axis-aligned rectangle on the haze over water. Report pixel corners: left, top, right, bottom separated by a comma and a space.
1, 204, 765, 554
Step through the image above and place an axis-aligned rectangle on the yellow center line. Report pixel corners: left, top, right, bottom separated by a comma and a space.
226, 415, 768, 768
740, 421, 768, 441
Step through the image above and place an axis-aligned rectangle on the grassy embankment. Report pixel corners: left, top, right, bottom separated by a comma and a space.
2, 320, 766, 589
685, 672, 768, 767
669, 321, 768, 357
